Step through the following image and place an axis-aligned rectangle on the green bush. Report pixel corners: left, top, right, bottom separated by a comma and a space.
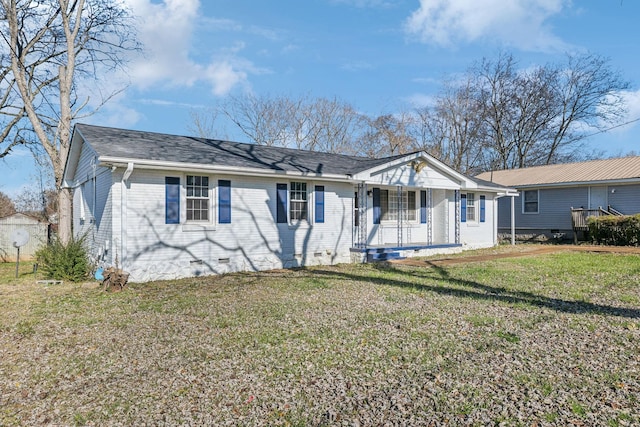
35, 235, 90, 282
588, 214, 640, 246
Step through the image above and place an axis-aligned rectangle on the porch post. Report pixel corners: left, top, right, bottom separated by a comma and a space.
455, 189, 461, 245
357, 183, 368, 248
397, 185, 403, 247
511, 194, 516, 245
427, 188, 433, 245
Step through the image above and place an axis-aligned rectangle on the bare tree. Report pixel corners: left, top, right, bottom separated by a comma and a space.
0, 0, 138, 243
304, 97, 362, 154
220, 93, 296, 146
414, 76, 485, 174
188, 107, 223, 139
424, 52, 630, 173
0, 190, 15, 216
205, 93, 364, 154
543, 53, 630, 164
359, 111, 416, 158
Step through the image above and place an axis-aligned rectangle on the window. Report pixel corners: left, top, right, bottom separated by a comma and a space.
289, 182, 308, 221
277, 182, 322, 223
523, 190, 539, 213
466, 193, 476, 222
378, 189, 417, 222
186, 175, 209, 221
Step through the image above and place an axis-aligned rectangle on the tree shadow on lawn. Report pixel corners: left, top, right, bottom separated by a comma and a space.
312, 261, 640, 319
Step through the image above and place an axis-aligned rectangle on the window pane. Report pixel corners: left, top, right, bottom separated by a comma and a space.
407, 191, 416, 221
524, 190, 538, 213
289, 182, 308, 221
466, 193, 476, 221
186, 175, 210, 222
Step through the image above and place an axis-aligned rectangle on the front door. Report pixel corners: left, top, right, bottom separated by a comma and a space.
589, 186, 608, 210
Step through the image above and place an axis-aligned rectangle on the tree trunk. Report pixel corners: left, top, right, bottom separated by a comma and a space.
57, 187, 72, 243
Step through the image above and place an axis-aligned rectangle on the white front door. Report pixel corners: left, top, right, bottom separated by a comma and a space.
589, 186, 608, 210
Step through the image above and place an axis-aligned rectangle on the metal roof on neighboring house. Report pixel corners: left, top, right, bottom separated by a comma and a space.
475, 156, 640, 187
74, 123, 408, 176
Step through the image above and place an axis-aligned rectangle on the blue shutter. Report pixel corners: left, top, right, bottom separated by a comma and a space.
218, 180, 231, 224
315, 185, 324, 223
480, 195, 486, 223
277, 183, 287, 223
373, 188, 381, 224
420, 190, 427, 224
165, 177, 180, 224
461, 193, 467, 223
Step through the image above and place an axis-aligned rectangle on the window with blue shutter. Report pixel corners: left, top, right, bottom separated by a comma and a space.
373, 188, 381, 224
461, 193, 467, 223
480, 195, 486, 223
315, 185, 324, 223
218, 180, 231, 224
165, 177, 180, 224
420, 190, 427, 224
277, 183, 287, 223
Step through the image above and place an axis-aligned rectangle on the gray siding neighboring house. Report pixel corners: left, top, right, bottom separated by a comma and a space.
476, 156, 640, 240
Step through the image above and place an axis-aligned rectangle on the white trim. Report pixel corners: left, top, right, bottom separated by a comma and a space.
99, 156, 355, 183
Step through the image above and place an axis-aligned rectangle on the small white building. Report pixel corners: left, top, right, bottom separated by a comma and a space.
0, 213, 49, 261
63, 124, 514, 282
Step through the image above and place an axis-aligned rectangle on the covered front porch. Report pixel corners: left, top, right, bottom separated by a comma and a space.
351, 182, 463, 260
352, 183, 461, 250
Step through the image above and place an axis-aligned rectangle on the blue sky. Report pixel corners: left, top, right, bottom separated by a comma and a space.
2, 0, 640, 198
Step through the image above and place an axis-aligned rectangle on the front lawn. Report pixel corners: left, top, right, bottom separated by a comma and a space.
0, 250, 638, 426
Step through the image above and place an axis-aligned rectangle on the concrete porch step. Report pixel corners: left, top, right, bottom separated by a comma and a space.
367, 251, 406, 262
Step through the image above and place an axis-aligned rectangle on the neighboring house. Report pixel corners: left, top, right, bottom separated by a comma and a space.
0, 213, 49, 261
475, 156, 640, 240
63, 124, 514, 282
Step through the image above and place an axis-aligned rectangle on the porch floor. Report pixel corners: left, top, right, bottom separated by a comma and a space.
350, 243, 462, 253
350, 243, 462, 262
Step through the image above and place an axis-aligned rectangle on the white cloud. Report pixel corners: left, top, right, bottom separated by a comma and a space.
123, 0, 253, 95
404, 0, 571, 52
404, 93, 436, 108
614, 89, 640, 133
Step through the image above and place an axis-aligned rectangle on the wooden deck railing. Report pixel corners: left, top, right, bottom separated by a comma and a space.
571, 206, 624, 243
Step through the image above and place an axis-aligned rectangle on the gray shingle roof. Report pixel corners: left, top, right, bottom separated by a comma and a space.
475, 156, 640, 187
75, 123, 407, 176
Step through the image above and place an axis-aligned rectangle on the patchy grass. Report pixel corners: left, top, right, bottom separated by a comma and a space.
0, 250, 639, 426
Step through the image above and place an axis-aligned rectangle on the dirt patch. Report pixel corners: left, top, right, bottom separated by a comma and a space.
392, 244, 640, 267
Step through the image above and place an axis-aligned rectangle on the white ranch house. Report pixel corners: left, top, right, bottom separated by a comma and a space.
63, 124, 515, 282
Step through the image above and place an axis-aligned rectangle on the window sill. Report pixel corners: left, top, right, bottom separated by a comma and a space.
380, 221, 420, 226
182, 223, 217, 232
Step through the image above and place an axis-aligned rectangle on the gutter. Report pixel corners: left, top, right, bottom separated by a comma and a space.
99, 156, 355, 183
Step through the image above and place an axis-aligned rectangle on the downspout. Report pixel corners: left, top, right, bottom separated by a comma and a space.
120, 162, 134, 269
92, 157, 97, 235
